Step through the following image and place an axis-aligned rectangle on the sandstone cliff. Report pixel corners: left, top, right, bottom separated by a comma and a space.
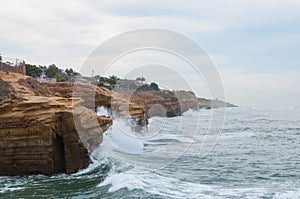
0, 97, 111, 175
0, 71, 146, 176
0, 72, 116, 176
129, 90, 199, 118
129, 89, 236, 118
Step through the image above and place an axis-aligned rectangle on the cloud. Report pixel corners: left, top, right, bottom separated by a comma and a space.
0, 0, 226, 68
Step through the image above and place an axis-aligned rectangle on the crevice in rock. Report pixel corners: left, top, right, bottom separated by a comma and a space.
52, 135, 66, 173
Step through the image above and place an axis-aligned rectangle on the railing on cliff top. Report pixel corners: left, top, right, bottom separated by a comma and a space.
0, 56, 26, 75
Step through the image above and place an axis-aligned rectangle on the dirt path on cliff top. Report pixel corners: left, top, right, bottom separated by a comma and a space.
0, 71, 37, 98
0, 71, 55, 101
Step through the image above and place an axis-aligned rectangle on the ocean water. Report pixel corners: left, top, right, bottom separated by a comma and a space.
1, 107, 299, 198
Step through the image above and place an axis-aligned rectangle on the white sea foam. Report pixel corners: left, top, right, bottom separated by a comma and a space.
99, 172, 298, 199
95, 108, 300, 198
96, 106, 111, 117
98, 172, 215, 199
71, 158, 102, 176
99, 171, 298, 198
0, 182, 24, 194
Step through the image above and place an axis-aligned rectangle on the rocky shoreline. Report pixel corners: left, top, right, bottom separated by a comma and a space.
0, 71, 236, 176
0, 71, 144, 176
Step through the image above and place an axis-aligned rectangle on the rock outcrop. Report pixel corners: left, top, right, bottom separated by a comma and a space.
129, 89, 237, 118
129, 90, 198, 118
43, 82, 146, 124
0, 71, 146, 176
0, 97, 111, 175
11, 74, 146, 121
41, 82, 112, 109
0, 72, 116, 176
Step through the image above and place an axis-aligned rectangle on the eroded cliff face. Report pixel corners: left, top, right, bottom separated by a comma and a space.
41, 82, 112, 109
129, 89, 236, 117
0, 72, 116, 176
129, 90, 199, 118
1, 71, 146, 119
0, 96, 112, 176
0, 71, 147, 176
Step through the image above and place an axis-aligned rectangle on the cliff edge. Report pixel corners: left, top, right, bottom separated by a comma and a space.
0, 72, 115, 175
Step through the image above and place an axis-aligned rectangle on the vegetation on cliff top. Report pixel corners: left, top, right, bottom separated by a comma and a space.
23, 62, 236, 108
25, 64, 80, 82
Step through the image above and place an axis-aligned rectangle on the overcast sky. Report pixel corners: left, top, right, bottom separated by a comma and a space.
0, 0, 299, 107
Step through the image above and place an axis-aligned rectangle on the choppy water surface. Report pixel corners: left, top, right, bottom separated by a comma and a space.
1, 107, 299, 198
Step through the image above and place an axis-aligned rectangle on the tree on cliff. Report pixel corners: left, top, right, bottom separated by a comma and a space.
45, 64, 71, 82
54, 73, 68, 82
108, 75, 119, 85
150, 82, 159, 91
136, 76, 146, 83
26, 64, 42, 77
46, 64, 60, 78
65, 68, 80, 76
65, 68, 74, 76
136, 82, 160, 92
